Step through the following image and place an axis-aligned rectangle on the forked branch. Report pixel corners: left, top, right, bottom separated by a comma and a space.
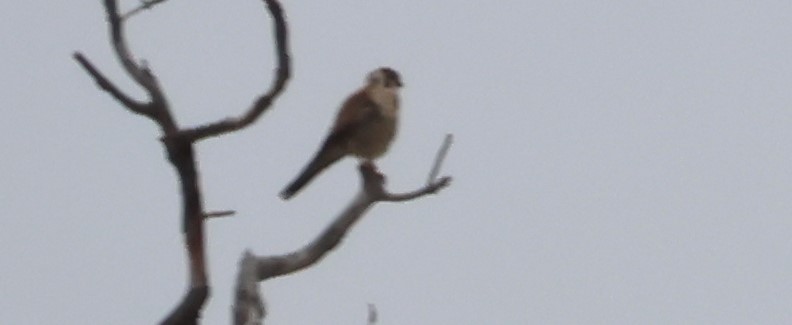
232, 135, 453, 324
73, 0, 291, 324
74, 0, 176, 132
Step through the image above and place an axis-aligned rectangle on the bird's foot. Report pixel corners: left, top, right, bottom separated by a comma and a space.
361, 160, 378, 172
359, 161, 386, 189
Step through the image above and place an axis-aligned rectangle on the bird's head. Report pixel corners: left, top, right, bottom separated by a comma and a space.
366, 67, 403, 89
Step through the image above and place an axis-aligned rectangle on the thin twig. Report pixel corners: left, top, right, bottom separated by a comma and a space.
427, 133, 453, 184
72, 52, 153, 117
205, 210, 236, 219
121, 0, 169, 19
381, 177, 451, 202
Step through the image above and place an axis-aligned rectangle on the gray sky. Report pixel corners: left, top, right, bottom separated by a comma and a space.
3, 1, 792, 324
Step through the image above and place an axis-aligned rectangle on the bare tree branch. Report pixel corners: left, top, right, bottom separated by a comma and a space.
72, 52, 153, 117
74, 0, 177, 131
176, 0, 291, 142
233, 251, 266, 325
378, 176, 451, 202
427, 133, 453, 185
205, 210, 237, 219
232, 136, 453, 324
122, 0, 169, 19
107, 0, 179, 132
161, 286, 210, 325
75, 0, 292, 324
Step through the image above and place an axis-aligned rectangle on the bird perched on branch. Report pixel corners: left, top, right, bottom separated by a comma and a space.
279, 67, 403, 200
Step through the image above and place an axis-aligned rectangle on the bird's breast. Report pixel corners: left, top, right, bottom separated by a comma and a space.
347, 114, 398, 160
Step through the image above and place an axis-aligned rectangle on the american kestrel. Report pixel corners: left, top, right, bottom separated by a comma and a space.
279, 67, 403, 200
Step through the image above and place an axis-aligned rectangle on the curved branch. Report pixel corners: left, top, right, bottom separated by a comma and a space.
73, 52, 153, 117
232, 135, 453, 324
379, 176, 451, 202
177, 0, 292, 142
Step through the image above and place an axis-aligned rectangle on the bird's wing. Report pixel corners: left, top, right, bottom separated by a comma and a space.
279, 91, 379, 199
327, 89, 381, 143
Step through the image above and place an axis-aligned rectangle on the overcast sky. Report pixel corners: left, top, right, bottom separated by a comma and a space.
3, 1, 792, 324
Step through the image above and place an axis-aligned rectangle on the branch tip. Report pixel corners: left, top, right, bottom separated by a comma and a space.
121, 0, 169, 19
427, 133, 453, 184
205, 210, 236, 219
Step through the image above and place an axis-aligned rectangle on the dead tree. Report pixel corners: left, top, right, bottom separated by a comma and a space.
73, 1, 451, 324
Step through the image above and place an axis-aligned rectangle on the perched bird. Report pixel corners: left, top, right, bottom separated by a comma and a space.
279, 67, 403, 200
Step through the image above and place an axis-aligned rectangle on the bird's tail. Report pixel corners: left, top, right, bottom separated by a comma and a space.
279, 145, 344, 200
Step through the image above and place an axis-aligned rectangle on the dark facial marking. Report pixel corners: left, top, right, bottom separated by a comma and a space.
380, 67, 403, 87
